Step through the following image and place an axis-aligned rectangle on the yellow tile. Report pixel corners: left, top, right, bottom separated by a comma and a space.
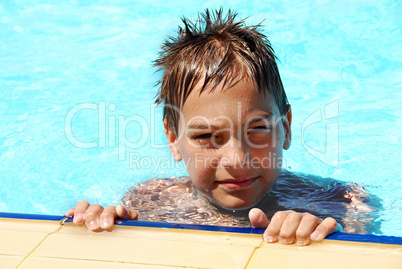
247, 239, 402, 269
0, 255, 25, 268
2, 217, 401, 269
31, 222, 263, 269
59, 222, 262, 246
22, 257, 188, 268
0, 218, 61, 256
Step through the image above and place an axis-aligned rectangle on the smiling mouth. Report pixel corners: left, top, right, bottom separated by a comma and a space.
217, 177, 258, 190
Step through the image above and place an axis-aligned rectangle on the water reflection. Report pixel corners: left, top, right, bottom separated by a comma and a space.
122, 170, 382, 234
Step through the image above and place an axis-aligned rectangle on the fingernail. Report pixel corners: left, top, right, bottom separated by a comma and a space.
279, 237, 288, 244
264, 235, 275, 242
75, 213, 83, 222
101, 219, 110, 229
296, 240, 306, 246
310, 231, 320, 240
88, 220, 98, 230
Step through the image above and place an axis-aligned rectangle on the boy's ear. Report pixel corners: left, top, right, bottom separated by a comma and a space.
164, 119, 182, 162
282, 105, 292, 150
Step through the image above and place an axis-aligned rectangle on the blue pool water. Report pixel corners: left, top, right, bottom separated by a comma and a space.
0, 1, 400, 236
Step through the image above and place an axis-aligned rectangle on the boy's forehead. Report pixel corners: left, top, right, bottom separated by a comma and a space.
180, 78, 280, 119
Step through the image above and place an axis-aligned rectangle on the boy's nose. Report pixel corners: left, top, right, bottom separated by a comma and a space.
220, 138, 248, 169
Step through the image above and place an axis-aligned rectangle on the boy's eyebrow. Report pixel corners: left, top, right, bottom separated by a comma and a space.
186, 122, 220, 130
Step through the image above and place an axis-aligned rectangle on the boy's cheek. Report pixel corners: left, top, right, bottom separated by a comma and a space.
185, 158, 211, 180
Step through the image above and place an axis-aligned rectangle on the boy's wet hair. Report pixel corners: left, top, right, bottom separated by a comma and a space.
155, 9, 289, 133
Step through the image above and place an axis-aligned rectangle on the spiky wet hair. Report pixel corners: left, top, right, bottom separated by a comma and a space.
155, 9, 289, 133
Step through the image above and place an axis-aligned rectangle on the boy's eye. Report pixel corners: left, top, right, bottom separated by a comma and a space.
191, 133, 219, 148
248, 125, 272, 134
193, 133, 214, 140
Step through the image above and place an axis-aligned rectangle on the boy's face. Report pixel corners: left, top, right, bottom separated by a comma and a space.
164, 78, 292, 210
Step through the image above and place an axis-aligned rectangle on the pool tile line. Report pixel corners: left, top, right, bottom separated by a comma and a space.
15, 217, 67, 268
23, 256, 203, 268
245, 239, 266, 269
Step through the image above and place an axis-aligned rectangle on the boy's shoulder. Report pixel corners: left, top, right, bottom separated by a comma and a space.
122, 176, 196, 208
276, 169, 342, 187
266, 170, 382, 234
270, 170, 360, 204
126, 176, 194, 195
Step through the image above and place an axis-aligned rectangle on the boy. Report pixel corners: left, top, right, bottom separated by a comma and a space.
66, 9, 347, 246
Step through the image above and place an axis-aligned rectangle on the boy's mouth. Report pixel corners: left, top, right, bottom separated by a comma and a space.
217, 177, 258, 190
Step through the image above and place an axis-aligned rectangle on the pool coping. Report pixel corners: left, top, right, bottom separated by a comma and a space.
1, 211, 401, 245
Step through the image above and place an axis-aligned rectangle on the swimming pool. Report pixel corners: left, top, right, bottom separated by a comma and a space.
0, 0, 400, 237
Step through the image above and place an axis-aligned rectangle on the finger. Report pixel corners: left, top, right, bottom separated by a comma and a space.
263, 211, 289, 243
116, 205, 138, 220
295, 214, 321, 246
65, 208, 75, 217
249, 208, 270, 228
73, 201, 90, 224
277, 211, 303, 244
100, 206, 118, 229
310, 217, 338, 241
84, 204, 104, 231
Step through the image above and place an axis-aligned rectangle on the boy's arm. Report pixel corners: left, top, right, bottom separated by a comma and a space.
249, 208, 341, 245
65, 200, 138, 231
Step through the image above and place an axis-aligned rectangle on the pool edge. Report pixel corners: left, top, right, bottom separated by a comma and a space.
1, 211, 401, 245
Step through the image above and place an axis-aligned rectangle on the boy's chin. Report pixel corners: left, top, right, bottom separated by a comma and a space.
208, 197, 260, 212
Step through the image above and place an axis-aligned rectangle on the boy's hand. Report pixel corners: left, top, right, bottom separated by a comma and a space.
65, 201, 138, 232
249, 208, 340, 246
